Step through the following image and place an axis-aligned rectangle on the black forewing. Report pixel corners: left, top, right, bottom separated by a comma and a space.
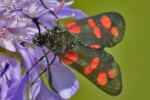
64, 12, 125, 49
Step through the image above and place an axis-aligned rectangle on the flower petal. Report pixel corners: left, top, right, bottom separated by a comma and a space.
35, 81, 64, 100
0, 40, 16, 52
0, 53, 22, 99
57, 8, 86, 19
7, 74, 28, 100
7, 57, 21, 81
0, 78, 9, 100
50, 57, 79, 99
13, 39, 41, 100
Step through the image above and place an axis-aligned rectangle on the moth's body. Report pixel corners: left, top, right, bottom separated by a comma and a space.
37, 25, 78, 56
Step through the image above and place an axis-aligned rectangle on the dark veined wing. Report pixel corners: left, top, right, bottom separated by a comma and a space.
60, 45, 122, 95
64, 12, 125, 49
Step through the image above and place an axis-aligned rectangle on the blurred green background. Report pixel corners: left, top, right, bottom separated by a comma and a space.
66, 0, 150, 100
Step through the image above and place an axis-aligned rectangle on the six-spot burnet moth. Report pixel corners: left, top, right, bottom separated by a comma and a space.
27, 1, 125, 96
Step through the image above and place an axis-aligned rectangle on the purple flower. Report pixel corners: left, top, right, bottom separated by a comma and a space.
0, 0, 86, 100
0, 53, 21, 100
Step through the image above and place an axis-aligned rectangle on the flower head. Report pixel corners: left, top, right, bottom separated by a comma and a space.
0, 0, 86, 100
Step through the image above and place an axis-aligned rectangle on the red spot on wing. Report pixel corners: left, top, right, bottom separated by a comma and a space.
84, 66, 93, 75
108, 68, 116, 78
65, 51, 78, 62
68, 26, 80, 34
88, 19, 101, 38
60, 56, 73, 65
100, 16, 112, 29
88, 18, 96, 27
97, 73, 107, 86
94, 27, 101, 38
60, 51, 78, 65
91, 57, 99, 69
84, 57, 100, 75
111, 27, 118, 37
90, 44, 101, 49
64, 22, 76, 27
64, 22, 80, 34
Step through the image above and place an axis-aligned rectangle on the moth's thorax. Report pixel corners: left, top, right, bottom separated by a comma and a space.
33, 25, 77, 56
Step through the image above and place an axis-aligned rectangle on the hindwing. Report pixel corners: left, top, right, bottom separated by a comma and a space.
60, 45, 122, 95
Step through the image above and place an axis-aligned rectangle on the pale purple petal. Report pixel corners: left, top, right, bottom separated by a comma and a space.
0, 78, 9, 100
56, 0, 65, 14
57, 8, 86, 19
72, 9, 87, 19
63, 0, 74, 7
6, 79, 20, 98
0, 0, 12, 5
0, 53, 22, 99
36, 81, 64, 100
7, 74, 28, 100
0, 40, 16, 52
42, 0, 74, 8
5, 57, 21, 82
8, 28, 35, 43
51, 57, 79, 99
13, 39, 41, 100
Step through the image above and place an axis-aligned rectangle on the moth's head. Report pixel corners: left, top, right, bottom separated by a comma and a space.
33, 33, 43, 47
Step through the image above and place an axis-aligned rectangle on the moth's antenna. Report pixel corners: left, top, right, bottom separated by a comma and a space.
25, 14, 50, 74
32, 18, 41, 38
24, 13, 49, 31
27, 50, 50, 74
31, 18, 57, 93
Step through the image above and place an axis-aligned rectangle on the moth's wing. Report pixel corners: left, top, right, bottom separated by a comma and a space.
60, 45, 122, 95
64, 12, 125, 49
